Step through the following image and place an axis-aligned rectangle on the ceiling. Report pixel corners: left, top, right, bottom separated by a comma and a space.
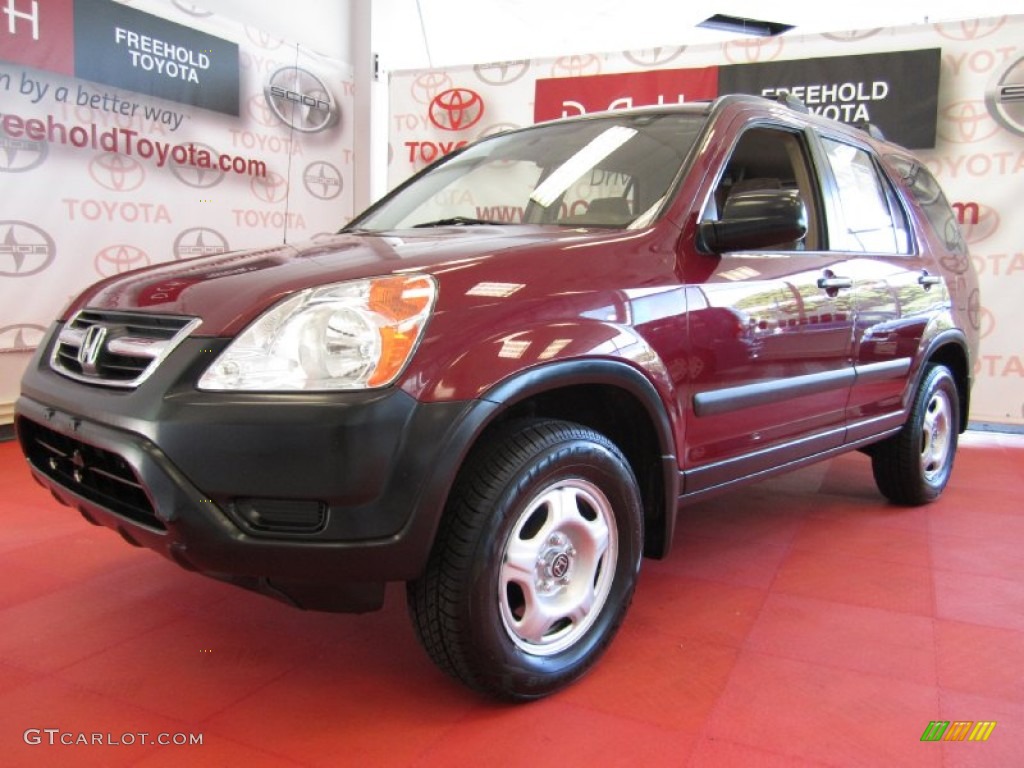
188, 0, 1020, 70
373, 0, 1022, 70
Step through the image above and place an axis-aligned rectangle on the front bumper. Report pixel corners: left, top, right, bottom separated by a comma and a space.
16, 330, 490, 612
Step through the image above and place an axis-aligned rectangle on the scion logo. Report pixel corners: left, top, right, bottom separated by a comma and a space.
623, 47, 686, 68
0, 130, 48, 173
169, 142, 224, 188
724, 37, 785, 64
0, 323, 47, 353
264, 66, 339, 133
247, 93, 281, 129
303, 161, 343, 200
821, 30, 882, 42
171, 0, 214, 17
986, 54, 1024, 138
88, 153, 145, 192
251, 171, 288, 204
0, 222, 56, 277
473, 61, 530, 86
935, 17, 1005, 41
411, 72, 453, 105
173, 227, 229, 260
95, 245, 150, 277
550, 55, 601, 78
939, 101, 1000, 144
428, 88, 485, 131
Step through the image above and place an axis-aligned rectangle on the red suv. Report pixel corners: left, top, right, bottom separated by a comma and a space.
17, 94, 979, 699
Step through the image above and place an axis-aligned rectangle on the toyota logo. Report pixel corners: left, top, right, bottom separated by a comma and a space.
411, 71, 453, 105
302, 161, 343, 200
0, 221, 56, 276
428, 88, 485, 131
956, 203, 1000, 246
934, 17, 1005, 41
723, 37, 785, 64
971, 291, 987, 335
88, 153, 145, 192
244, 26, 284, 51
247, 93, 281, 129
623, 47, 686, 68
173, 227, 230, 260
821, 30, 882, 42
473, 60, 530, 86
169, 142, 224, 188
171, 0, 213, 17
476, 122, 520, 141
986, 54, 1024, 138
264, 66, 339, 133
0, 129, 49, 173
550, 55, 601, 78
95, 244, 150, 277
0, 323, 46, 352
938, 101, 1000, 144
251, 171, 289, 204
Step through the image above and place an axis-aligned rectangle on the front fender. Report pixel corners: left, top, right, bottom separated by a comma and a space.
410, 319, 677, 406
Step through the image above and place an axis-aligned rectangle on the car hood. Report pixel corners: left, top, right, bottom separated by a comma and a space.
68, 226, 658, 336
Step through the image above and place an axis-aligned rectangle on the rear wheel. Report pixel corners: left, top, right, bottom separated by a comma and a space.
871, 364, 959, 505
407, 419, 643, 700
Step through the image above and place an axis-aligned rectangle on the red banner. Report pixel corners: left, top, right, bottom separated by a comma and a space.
534, 67, 718, 122
0, 0, 75, 75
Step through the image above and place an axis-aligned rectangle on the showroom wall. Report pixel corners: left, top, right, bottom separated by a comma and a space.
388, 16, 1024, 427
0, 0, 355, 421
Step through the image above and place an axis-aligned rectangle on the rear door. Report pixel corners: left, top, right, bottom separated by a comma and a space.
812, 133, 939, 441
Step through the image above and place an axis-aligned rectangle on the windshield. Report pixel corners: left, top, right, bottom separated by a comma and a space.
350, 112, 707, 232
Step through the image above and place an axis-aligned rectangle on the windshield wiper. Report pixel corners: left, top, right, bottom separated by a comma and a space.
412, 216, 503, 228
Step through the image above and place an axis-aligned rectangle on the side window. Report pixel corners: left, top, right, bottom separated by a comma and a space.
821, 138, 911, 254
886, 155, 967, 256
705, 126, 820, 250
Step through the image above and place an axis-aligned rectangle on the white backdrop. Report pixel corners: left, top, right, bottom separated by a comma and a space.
0, 0, 355, 418
387, 16, 1024, 427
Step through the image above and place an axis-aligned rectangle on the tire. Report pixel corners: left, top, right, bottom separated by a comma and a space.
871, 364, 959, 505
407, 418, 643, 700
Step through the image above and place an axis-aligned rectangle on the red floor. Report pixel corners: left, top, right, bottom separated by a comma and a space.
1, 431, 1022, 767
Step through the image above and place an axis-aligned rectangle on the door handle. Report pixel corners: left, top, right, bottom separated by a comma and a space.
817, 275, 853, 290
918, 270, 942, 289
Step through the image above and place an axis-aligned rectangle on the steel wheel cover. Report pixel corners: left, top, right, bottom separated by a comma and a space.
498, 478, 618, 656
920, 388, 953, 482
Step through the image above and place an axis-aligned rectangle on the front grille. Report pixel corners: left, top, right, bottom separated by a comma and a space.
18, 417, 164, 530
50, 309, 200, 388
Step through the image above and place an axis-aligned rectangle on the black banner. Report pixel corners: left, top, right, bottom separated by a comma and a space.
719, 49, 941, 149
73, 0, 239, 116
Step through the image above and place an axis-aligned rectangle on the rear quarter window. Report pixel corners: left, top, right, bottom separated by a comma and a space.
885, 155, 967, 256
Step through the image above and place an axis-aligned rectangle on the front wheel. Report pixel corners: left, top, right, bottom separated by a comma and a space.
871, 364, 960, 505
407, 419, 643, 700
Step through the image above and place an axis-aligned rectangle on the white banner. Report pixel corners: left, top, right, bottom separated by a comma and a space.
0, 0, 354, 412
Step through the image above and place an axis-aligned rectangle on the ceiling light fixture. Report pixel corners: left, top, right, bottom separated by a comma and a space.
697, 14, 794, 37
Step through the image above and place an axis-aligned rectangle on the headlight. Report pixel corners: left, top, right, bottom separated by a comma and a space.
197, 275, 436, 391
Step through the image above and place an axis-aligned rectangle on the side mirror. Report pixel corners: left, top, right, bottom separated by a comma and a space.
698, 189, 808, 253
